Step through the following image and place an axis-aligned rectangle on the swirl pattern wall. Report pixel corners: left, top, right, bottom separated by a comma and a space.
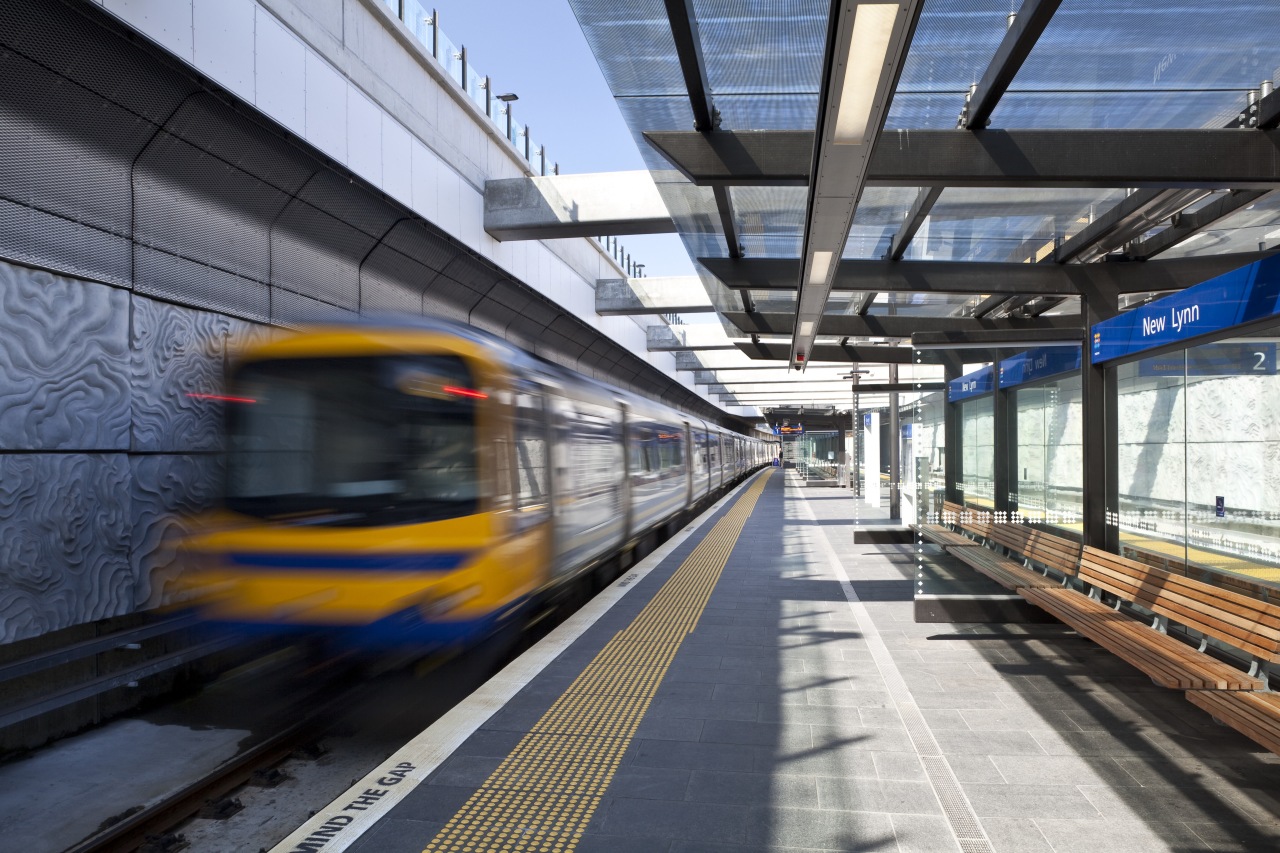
0, 261, 254, 644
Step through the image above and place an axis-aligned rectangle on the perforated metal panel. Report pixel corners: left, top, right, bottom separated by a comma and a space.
135, 247, 270, 323
134, 132, 281, 283
270, 287, 355, 329
272, 198, 374, 310
0, 198, 132, 286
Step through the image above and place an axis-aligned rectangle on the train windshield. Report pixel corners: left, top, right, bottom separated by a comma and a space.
225, 356, 482, 526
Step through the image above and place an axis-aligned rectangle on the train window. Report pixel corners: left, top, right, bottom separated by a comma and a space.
515, 393, 548, 510
225, 355, 480, 526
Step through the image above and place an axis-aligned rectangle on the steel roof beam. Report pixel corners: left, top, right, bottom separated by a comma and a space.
726, 311, 1079, 338
645, 129, 1280, 189
700, 253, 1272, 295
972, 294, 1015, 318
962, 0, 1064, 129
1053, 188, 1208, 264
911, 329, 1082, 348
735, 341, 964, 364
1130, 190, 1270, 260
662, 0, 716, 131
886, 186, 943, 260
1228, 88, 1280, 130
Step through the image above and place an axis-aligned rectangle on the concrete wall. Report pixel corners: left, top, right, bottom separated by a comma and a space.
91, 0, 720, 408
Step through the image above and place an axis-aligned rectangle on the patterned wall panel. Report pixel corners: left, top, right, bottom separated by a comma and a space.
130, 296, 264, 453
0, 454, 132, 644
0, 263, 131, 451
130, 454, 222, 611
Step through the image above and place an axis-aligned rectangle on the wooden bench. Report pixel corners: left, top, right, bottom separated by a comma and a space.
1186, 690, 1280, 755
915, 500, 986, 547
1021, 547, 1280, 691
948, 524, 1080, 591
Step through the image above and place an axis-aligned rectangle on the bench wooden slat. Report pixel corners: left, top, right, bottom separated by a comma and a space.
947, 545, 1059, 590
1022, 588, 1263, 691
1080, 547, 1280, 661
914, 525, 979, 547
1187, 690, 1280, 755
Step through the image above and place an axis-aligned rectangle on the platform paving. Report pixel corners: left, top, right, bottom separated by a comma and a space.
319, 470, 1280, 853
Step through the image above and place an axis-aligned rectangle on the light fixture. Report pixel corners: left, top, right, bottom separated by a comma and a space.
807, 250, 835, 286
495, 93, 519, 102
833, 4, 899, 145
799, 321, 815, 336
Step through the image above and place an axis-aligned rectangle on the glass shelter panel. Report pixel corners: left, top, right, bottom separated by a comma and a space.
959, 397, 994, 509
1116, 354, 1189, 571
1013, 374, 1083, 531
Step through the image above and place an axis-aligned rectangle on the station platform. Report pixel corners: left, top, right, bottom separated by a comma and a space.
272, 469, 1280, 853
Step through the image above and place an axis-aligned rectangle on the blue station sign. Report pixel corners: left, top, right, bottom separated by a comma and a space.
998, 345, 1081, 389
1091, 254, 1280, 364
948, 364, 994, 402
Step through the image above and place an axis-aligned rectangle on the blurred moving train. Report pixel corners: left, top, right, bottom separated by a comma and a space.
186, 316, 771, 648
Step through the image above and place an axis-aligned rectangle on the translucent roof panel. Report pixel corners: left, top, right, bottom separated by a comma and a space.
569, 0, 688, 96
994, 0, 1280, 129
858, 292, 981, 318
904, 188, 1128, 262
1158, 191, 1280, 258
842, 187, 922, 259
897, 0, 1012, 94
693, 0, 827, 95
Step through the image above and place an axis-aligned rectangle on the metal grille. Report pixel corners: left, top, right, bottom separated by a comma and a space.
134, 247, 270, 324
271, 200, 373, 310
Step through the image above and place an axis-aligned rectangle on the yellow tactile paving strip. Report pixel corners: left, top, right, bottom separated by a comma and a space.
422, 470, 771, 853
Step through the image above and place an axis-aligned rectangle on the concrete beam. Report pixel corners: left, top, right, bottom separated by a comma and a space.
595, 276, 715, 316
646, 325, 739, 352
484, 170, 675, 241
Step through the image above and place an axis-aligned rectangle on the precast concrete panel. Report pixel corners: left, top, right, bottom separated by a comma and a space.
103, 0, 194, 64
410, 138, 442, 221
193, 0, 255, 102
382, 114, 414, 207
253, 5, 306, 135
305, 49, 350, 165
0, 266, 131, 452
0, 453, 132, 644
437, 165, 463, 238
347, 87, 384, 190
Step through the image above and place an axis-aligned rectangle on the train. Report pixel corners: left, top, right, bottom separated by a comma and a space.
184, 315, 772, 649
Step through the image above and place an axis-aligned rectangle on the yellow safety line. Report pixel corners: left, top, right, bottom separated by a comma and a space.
423, 470, 771, 853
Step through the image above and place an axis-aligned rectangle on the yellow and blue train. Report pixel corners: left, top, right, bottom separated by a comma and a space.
185, 316, 770, 648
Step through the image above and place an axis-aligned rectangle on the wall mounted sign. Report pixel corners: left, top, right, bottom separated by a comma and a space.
1091, 254, 1280, 364
947, 364, 994, 402
998, 345, 1081, 389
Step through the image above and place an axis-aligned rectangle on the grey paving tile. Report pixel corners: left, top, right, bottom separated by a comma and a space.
575, 833, 673, 853
685, 769, 818, 807
602, 766, 690, 801
1030, 816, 1209, 853
756, 744, 879, 779
962, 783, 1102, 819
942, 755, 1006, 784
424, 754, 502, 788
654, 680, 719, 701
890, 814, 963, 853
634, 716, 706, 742
450, 727, 524, 757
347, 817, 444, 853
806, 688, 894, 708
599, 797, 748, 843
666, 665, 765, 686
873, 751, 927, 782
988, 754, 1141, 787
810, 724, 914, 753
1183, 820, 1280, 852
954, 708, 1068, 732
713, 683, 808, 705
932, 729, 1048, 756
909, 691, 1008, 710
816, 776, 943, 816
700, 718, 813, 749
757, 703, 868, 725
628, 739, 757, 772
650, 697, 761, 722
1079, 783, 1280, 828
744, 805, 896, 850
977, 817, 1055, 853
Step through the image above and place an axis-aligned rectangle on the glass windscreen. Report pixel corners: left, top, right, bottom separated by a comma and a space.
1013, 374, 1083, 531
959, 396, 995, 509
226, 356, 481, 526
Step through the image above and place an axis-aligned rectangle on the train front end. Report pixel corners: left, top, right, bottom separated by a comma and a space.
185, 324, 549, 649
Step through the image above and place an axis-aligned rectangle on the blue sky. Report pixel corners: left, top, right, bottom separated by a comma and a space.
436, 2, 698, 278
